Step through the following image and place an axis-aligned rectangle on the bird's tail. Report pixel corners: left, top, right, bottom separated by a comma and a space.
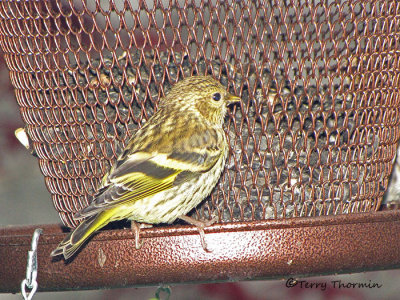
51, 210, 113, 259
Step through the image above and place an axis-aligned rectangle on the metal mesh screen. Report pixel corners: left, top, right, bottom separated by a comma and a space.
0, 0, 399, 228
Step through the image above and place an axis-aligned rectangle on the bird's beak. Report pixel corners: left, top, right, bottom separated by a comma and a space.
226, 93, 241, 105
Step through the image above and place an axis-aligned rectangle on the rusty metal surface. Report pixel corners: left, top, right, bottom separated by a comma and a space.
1, 210, 400, 293
0, 1, 399, 228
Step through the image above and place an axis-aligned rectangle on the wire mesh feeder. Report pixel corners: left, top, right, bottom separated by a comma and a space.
0, 1, 399, 236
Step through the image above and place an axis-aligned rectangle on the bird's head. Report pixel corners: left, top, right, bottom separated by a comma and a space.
160, 76, 241, 125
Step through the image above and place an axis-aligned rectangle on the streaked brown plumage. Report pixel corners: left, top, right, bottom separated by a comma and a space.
51, 75, 240, 259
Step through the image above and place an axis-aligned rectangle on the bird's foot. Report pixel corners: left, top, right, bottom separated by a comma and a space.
179, 215, 217, 252
130, 221, 144, 249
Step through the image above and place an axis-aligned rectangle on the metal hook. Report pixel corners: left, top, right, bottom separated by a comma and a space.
149, 285, 171, 300
21, 228, 42, 300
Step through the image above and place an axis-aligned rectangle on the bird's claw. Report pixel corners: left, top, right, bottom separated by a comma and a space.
179, 215, 218, 252
131, 221, 144, 250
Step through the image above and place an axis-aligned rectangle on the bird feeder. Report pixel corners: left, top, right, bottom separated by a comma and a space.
1, 0, 400, 293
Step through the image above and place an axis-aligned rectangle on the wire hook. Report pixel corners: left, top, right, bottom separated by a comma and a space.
21, 228, 42, 300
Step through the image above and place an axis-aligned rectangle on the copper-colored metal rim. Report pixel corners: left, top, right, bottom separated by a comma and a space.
1, 210, 400, 293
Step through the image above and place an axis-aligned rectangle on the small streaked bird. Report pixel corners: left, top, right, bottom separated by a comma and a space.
51, 75, 240, 259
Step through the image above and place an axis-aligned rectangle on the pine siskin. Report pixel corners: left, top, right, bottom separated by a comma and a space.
51, 75, 240, 259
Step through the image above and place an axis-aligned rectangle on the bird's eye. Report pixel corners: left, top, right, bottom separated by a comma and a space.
212, 92, 221, 101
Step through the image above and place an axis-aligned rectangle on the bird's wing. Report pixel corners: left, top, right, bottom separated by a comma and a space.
74, 130, 223, 219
